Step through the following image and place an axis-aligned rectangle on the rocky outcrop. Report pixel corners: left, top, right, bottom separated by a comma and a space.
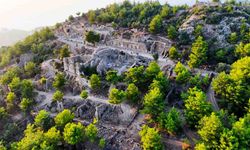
179, 3, 249, 50
83, 48, 150, 75
18, 54, 34, 67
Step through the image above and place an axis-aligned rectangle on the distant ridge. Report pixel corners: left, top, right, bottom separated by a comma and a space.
0, 28, 30, 47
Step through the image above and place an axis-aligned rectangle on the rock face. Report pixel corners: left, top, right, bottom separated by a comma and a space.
83, 48, 150, 75
179, 3, 250, 50
18, 54, 34, 67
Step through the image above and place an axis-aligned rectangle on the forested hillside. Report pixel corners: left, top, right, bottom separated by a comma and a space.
0, 0, 250, 149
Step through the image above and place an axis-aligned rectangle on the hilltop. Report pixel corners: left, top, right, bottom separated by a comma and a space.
0, 1, 250, 150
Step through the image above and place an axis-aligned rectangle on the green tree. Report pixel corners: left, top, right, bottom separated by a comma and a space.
68, 15, 74, 21
40, 77, 47, 85
19, 98, 32, 112
142, 87, 164, 118
8, 77, 21, 92
0, 67, 21, 85
139, 125, 163, 150
126, 83, 140, 103
240, 18, 247, 40
174, 62, 191, 84
150, 72, 169, 93
87, 10, 96, 24
198, 112, 224, 149
80, 90, 88, 99
183, 87, 212, 127
59, 45, 70, 59
160, 5, 170, 18
231, 114, 250, 149
194, 25, 203, 37
90, 74, 101, 90
0, 107, 7, 120
63, 122, 84, 145
167, 25, 178, 40
195, 143, 207, 150
229, 32, 238, 44
149, 15, 163, 34
158, 107, 182, 133
125, 66, 145, 86
0, 141, 6, 150
24, 61, 36, 77
53, 73, 66, 90
235, 42, 250, 58
212, 72, 232, 98
54, 109, 74, 128
52, 90, 64, 102
43, 127, 61, 148
16, 124, 44, 150
169, 46, 179, 59
99, 138, 106, 149
85, 31, 100, 45
108, 88, 126, 104
106, 70, 120, 84
21, 79, 34, 99
145, 61, 161, 82
34, 110, 52, 130
6, 92, 16, 106
188, 36, 208, 68
85, 123, 98, 142
212, 57, 250, 116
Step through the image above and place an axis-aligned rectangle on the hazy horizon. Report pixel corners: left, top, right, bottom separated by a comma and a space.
0, 0, 211, 31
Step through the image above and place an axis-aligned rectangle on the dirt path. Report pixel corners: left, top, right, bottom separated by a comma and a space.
206, 84, 219, 111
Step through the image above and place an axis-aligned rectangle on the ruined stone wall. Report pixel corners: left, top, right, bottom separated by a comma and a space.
63, 56, 84, 76
106, 39, 148, 53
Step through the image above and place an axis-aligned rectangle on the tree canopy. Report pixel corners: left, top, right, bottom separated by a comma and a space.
139, 125, 163, 150
188, 36, 208, 68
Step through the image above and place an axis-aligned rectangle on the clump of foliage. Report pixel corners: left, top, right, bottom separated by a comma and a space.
80, 90, 88, 99
63, 122, 84, 145
145, 61, 161, 82
142, 87, 164, 118
24, 61, 37, 77
167, 25, 178, 40
34, 110, 52, 130
85, 122, 98, 143
0, 107, 7, 120
126, 83, 140, 103
85, 31, 100, 45
194, 24, 203, 37
212, 56, 250, 116
235, 42, 250, 58
169, 46, 179, 59
174, 62, 191, 84
54, 109, 74, 128
182, 87, 212, 127
149, 15, 163, 34
228, 32, 238, 44
53, 73, 66, 90
188, 36, 208, 68
108, 88, 126, 104
52, 90, 64, 102
139, 125, 163, 150
15, 124, 61, 150
125, 66, 145, 86
19, 98, 33, 112
58, 45, 70, 59
90, 74, 101, 90
105, 70, 121, 84
157, 107, 182, 134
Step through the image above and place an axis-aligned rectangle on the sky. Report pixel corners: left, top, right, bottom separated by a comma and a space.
0, 0, 209, 31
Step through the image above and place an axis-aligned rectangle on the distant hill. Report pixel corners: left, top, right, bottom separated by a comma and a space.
0, 28, 30, 47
